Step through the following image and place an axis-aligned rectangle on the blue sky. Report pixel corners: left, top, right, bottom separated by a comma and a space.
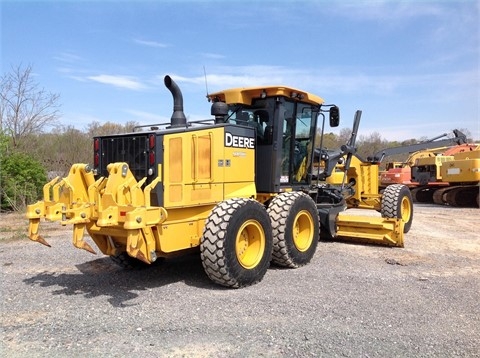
2, 0, 479, 141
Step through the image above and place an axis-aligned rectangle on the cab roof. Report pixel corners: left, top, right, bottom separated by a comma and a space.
207, 85, 324, 106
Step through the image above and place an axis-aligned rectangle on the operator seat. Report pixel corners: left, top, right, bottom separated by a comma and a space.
236, 111, 250, 124
253, 110, 268, 142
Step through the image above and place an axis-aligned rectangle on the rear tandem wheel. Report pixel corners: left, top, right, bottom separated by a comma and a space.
200, 198, 273, 288
267, 192, 319, 268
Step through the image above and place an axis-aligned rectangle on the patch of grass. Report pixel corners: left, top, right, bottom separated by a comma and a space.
0, 228, 28, 242
0, 212, 29, 241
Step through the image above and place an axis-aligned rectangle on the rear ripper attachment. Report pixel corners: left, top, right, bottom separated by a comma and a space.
26, 162, 165, 264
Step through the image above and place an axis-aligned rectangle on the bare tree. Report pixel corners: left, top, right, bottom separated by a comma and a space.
0, 64, 60, 147
86, 120, 139, 137
357, 131, 387, 158
338, 127, 352, 144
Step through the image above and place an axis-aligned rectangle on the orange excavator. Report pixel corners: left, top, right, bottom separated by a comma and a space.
365, 130, 467, 187
368, 130, 479, 207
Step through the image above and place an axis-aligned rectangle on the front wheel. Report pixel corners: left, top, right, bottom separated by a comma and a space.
381, 184, 414, 233
200, 198, 273, 288
267, 192, 319, 268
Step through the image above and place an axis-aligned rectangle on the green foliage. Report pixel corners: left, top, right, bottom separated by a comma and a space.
316, 132, 341, 150
0, 120, 141, 212
0, 131, 9, 156
0, 151, 47, 211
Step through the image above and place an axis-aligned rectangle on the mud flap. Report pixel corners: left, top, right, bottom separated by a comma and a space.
335, 215, 404, 247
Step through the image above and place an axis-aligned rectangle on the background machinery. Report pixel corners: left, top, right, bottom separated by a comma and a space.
366, 131, 478, 207
26, 75, 412, 288
372, 130, 467, 188
411, 145, 479, 207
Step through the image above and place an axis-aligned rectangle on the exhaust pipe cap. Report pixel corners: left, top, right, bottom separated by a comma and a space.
164, 75, 187, 128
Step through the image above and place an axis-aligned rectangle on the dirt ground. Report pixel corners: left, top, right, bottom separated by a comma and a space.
5, 203, 477, 272
0, 204, 479, 357
1, 204, 479, 282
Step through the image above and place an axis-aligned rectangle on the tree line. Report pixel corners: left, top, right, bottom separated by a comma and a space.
0, 64, 474, 211
0, 64, 138, 210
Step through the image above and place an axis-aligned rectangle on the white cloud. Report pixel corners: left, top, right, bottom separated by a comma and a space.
61, 113, 105, 130
87, 74, 146, 90
53, 52, 84, 63
201, 52, 226, 60
313, 70, 479, 99
124, 109, 168, 123
173, 64, 478, 141
133, 38, 169, 48
171, 65, 479, 100
331, 1, 445, 22
171, 66, 294, 90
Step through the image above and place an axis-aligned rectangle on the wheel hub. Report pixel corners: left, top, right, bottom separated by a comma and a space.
293, 210, 314, 252
235, 220, 265, 269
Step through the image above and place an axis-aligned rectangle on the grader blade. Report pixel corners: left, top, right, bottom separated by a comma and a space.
336, 215, 404, 247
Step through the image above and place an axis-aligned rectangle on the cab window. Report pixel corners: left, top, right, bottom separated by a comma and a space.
281, 101, 316, 183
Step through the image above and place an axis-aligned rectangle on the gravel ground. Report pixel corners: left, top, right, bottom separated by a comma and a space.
1, 204, 479, 357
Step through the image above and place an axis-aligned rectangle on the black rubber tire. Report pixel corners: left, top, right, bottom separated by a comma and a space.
267, 192, 319, 268
446, 186, 480, 208
412, 187, 435, 203
381, 184, 414, 234
110, 252, 154, 270
200, 198, 273, 288
432, 187, 448, 205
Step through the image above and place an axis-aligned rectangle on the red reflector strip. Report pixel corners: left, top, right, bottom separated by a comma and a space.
120, 211, 126, 217
94, 153, 100, 167
149, 151, 155, 165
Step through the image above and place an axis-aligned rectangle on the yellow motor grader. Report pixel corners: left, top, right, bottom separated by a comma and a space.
26, 75, 412, 288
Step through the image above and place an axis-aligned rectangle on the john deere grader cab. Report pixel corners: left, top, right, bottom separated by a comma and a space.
26, 75, 412, 288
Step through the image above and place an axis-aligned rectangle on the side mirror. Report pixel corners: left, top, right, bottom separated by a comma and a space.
329, 106, 340, 127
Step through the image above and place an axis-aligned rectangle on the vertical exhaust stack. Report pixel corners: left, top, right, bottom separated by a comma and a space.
164, 75, 187, 127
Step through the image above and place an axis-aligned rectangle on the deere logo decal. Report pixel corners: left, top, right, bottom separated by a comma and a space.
225, 132, 255, 149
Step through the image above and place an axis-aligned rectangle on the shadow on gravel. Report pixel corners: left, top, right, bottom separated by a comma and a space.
22, 253, 224, 307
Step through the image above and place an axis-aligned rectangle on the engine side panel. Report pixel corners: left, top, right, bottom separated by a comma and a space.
162, 125, 256, 208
